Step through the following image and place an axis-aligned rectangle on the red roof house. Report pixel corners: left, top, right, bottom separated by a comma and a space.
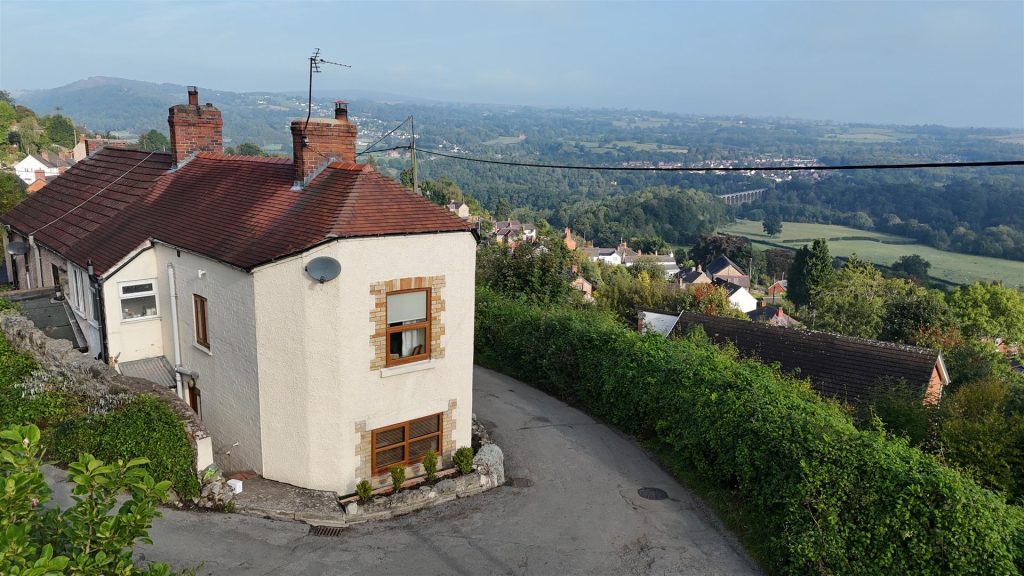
1, 87, 478, 496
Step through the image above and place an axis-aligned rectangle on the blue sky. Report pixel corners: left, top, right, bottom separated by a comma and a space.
1, 1, 1022, 128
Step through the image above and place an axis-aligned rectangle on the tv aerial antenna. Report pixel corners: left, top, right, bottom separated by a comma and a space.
305, 48, 351, 130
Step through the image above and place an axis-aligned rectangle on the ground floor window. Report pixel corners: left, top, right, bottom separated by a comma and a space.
371, 413, 442, 474
119, 280, 158, 321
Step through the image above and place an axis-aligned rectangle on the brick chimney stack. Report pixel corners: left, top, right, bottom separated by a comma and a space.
290, 100, 357, 188
168, 86, 223, 166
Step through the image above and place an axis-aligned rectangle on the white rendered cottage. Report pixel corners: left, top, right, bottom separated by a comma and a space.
2, 88, 477, 493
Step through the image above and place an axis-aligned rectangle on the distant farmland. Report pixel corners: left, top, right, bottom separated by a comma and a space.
721, 220, 1024, 287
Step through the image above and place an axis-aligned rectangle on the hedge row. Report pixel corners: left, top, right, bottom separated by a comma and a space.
475, 288, 1023, 575
0, 336, 201, 499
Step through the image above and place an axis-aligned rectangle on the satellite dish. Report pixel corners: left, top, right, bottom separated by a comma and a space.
6, 241, 29, 256
305, 256, 341, 284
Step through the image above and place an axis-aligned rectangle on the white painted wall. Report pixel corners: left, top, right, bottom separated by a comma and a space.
103, 249, 164, 363
14, 156, 57, 184
253, 231, 477, 494
154, 245, 262, 475
728, 288, 758, 314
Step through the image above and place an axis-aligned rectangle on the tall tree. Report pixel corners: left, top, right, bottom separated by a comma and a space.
948, 282, 1024, 345
136, 129, 170, 152
762, 212, 783, 236
494, 197, 513, 221
891, 254, 931, 283
689, 234, 751, 266
788, 239, 834, 308
810, 256, 885, 339
41, 114, 75, 148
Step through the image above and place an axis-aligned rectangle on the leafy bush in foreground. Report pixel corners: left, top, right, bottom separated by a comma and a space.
475, 287, 1023, 575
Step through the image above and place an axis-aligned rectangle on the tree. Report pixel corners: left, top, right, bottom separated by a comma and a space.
940, 379, 1024, 499
689, 234, 751, 267
0, 172, 27, 214
762, 212, 783, 236
41, 114, 75, 148
948, 282, 1024, 345
0, 423, 182, 575
225, 142, 266, 156
788, 239, 834, 308
136, 129, 170, 152
762, 248, 794, 280
880, 279, 949, 345
891, 254, 931, 283
809, 255, 885, 339
628, 255, 667, 280
476, 238, 573, 304
420, 177, 463, 207
494, 197, 513, 221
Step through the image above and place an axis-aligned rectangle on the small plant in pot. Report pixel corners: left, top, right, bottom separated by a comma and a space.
356, 479, 373, 502
423, 449, 439, 483
453, 446, 474, 475
389, 465, 406, 494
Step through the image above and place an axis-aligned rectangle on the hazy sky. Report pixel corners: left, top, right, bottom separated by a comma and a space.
1, 1, 1022, 128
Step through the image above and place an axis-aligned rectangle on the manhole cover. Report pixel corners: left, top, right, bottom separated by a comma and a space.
308, 525, 345, 537
637, 487, 668, 500
507, 477, 534, 488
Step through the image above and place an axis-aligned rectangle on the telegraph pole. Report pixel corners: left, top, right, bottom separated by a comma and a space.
411, 116, 419, 195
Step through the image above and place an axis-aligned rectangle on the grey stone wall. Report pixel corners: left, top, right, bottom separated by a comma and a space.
0, 308, 210, 452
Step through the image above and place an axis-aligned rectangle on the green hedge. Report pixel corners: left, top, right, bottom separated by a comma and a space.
475, 287, 1023, 575
49, 396, 201, 499
0, 335, 200, 499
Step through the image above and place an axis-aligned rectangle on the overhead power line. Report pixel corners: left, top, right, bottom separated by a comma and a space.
357, 116, 412, 156
408, 147, 1024, 172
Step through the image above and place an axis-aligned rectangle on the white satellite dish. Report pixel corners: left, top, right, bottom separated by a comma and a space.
305, 256, 341, 283
6, 241, 29, 256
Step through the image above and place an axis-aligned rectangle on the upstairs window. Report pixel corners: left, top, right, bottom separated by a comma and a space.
119, 280, 158, 321
193, 294, 210, 350
386, 289, 430, 366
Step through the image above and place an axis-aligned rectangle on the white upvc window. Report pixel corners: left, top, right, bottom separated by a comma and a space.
69, 265, 88, 316
119, 279, 159, 322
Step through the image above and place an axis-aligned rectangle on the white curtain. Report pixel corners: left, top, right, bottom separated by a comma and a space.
402, 328, 425, 357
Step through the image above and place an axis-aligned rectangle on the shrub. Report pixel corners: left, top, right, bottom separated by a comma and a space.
389, 465, 405, 493
453, 447, 474, 475
0, 423, 183, 575
423, 449, 439, 482
475, 287, 1023, 574
356, 479, 373, 502
49, 396, 201, 499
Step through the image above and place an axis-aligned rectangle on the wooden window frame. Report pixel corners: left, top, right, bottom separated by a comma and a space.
384, 287, 431, 367
193, 294, 210, 350
371, 413, 443, 475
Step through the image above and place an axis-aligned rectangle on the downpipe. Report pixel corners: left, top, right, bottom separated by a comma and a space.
167, 263, 184, 400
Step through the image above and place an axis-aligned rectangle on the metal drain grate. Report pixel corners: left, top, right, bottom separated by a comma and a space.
308, 525, 345, 537
637, 487, 668, 501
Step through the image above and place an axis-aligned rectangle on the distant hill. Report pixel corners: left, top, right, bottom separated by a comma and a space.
11, 77, 425, 149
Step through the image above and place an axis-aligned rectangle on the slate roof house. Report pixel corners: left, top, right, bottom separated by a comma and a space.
706, 254, 750, 288
713, 278, 758, 313
671, 312, 950, 405
2, 88, 477, 494
747, 305, 800, 327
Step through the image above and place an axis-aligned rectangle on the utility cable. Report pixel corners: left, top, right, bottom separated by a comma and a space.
411, 147, 1024, 172
357, 116, 412, 156
32, 151, 156, 236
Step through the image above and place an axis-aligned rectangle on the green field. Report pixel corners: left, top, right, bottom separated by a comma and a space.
721, 220, 1024, 287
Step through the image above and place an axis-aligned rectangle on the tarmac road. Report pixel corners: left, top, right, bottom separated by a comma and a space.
50, 365, 761, 575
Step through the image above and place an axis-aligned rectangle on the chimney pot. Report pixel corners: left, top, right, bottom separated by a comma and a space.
187, 86, 199, 106
334, 101, 348, 120
169, 87, 223, 166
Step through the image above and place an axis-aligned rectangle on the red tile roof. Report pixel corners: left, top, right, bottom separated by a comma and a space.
3, 147, 172, 264
3, 150, 473, 274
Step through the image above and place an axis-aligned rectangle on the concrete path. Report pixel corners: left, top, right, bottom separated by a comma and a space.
55, 366, 760, 575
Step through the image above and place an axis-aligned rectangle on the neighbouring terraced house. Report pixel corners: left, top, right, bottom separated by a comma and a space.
1, 87, 478, 494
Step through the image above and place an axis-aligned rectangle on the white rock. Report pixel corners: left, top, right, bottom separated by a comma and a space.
344, 501, 358, 515
227, 479, 243, 494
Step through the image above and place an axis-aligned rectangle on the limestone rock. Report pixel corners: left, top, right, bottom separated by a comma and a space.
473, 443, 505, 486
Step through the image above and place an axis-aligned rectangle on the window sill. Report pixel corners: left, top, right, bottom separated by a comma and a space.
121, 315, 160, 324
192, 342, 212, 356
380, 359, 435, 378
